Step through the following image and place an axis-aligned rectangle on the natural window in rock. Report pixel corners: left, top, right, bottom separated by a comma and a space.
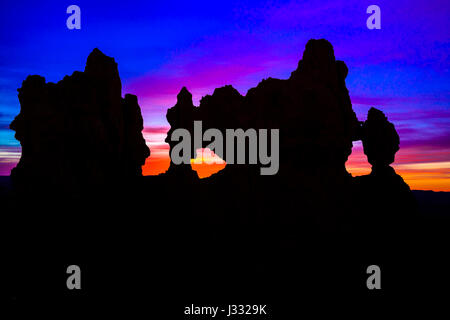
191, 148, 226, 178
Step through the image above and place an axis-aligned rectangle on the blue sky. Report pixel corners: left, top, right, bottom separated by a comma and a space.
0, 0, 449, 189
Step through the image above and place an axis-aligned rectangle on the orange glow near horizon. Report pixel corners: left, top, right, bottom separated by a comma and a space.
142, 156, 170, 176
190, 148, 226, 178
141, 146, 226, 178
141, 133, 450, 191
346, 143, 450, 191
143, 150, 450, 191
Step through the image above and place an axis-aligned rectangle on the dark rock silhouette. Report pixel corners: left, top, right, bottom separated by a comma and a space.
160, 39, 418, 244
361, 107, 399, 168
162, 40, 412, 188
165, 87, 201, 179
355, 107, 415, 235
165, 39, 360, 192
9, 48, 149, 193
7, 40, 447, 311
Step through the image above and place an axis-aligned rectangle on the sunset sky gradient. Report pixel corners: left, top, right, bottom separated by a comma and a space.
0, 0, 449, 190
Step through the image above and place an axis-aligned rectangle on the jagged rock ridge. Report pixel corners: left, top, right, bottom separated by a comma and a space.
166, 39, 360, 184
164, 39, 413, 232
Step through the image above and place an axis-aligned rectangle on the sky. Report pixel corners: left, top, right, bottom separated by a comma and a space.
0, 0, 449, 190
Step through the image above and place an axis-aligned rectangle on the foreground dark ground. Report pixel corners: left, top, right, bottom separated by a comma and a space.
3, 40, 449, 316
2, 175, 450, 316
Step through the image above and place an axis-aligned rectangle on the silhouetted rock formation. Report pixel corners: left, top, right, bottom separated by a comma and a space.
162, 39, 416, 234
355, 107, 415, 234
359, 107, 409, 195
361, 107, 399, 169
10, 48, 149, 193
165, 39, 359, 187
165, 87, 200, 179
6, 40, 443, 310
